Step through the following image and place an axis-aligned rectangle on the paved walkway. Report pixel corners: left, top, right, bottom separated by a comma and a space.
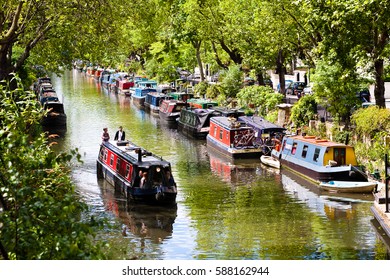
371, 184, 390, 237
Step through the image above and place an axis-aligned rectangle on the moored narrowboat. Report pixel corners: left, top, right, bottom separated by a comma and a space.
271, 135, 368, 183
167, 92, 193, 102
238, 116, 286, 155
177, 107, 221, 139
158, 99, 189, 127
187, 98, 218, 109
145, 92, 172, 115
206, 116, 263, 159
117, 78, 134, 95
35, 78, 67, 128
97, 141, 177, 205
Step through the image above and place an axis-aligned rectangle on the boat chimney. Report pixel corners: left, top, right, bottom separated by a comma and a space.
136, 148, 142, 162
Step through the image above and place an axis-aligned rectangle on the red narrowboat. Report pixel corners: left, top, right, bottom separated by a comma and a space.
97, 141, 177, 205
158, 99, 189, 127
206, 116, 263, 159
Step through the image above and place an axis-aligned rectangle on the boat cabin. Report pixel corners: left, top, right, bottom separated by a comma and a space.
187, 98, 218, 109
168, 92, 193, 102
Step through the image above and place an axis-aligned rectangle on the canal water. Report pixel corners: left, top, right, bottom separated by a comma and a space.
51, 70, 388, 260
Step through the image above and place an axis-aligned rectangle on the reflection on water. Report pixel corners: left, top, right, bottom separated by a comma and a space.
50, 70, 389, 260
99, 179, 177, 243
281, 169, 373, 220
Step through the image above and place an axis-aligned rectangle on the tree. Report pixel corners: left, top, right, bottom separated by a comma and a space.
297, 0, 390, 108
311, 58, 365, 126
0, 77, 107, 259
0, 0, 126, 83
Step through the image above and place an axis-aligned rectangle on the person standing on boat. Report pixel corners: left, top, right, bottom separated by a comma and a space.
102, 127, 110, 142
140, 172, 148, 189
114, 126, 126, 141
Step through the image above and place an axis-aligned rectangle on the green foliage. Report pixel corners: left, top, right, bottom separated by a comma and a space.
237, 85, 283, 117
351, 106, 390, 139
206, 84, 223, 99
0, 77, 107, 259
193, 81, 209, 97
290, 94, 317, 128
219, 65, 243, 99
311, 58, 365, 124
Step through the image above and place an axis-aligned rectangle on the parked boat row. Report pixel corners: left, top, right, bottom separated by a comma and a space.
33, 77, 67, 128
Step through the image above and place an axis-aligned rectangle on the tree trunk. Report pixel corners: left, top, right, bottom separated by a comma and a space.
276, 49, 286, 97
257, 72, 265, 86
374, 59, 386, 108
211, 42, 228, 69
0, 45, 14, 82
192, 40, 205, 82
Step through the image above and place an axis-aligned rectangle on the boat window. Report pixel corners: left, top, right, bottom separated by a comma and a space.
313, 148, 320, 162
116, 158, 121, 172
103, 149, 107, 161
301, 145, 308, 158
99, 147, 105, 160
214, 126, 217, 137
219, 128, 223, 140
110, 154, 114, 166
291, 143, 297, 155
125, 164, 130, 178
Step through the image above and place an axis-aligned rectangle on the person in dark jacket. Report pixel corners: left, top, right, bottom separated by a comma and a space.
114, 126, 126, 141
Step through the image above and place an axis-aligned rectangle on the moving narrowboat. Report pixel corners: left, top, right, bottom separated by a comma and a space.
271, 135, 368, 183
177, 107, 221, 139
206, 116, 263, 159
97, 140, 177, 205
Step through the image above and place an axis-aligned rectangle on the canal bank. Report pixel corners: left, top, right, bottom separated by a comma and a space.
372, 186, 390, 238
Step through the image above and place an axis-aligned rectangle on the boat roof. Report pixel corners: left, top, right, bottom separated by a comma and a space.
188, 98, 218, 105
285, 135, 351, 148
210, 116, 252, 130
239, 116, 285, 131
102, 141, 171, 168
213, 107, 246, 117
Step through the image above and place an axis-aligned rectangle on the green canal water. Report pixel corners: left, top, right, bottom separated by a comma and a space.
51, 70, 389, 260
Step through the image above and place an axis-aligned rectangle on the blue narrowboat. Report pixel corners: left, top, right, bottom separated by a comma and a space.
145, 92, 172, 115
271, 135, 368, 183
